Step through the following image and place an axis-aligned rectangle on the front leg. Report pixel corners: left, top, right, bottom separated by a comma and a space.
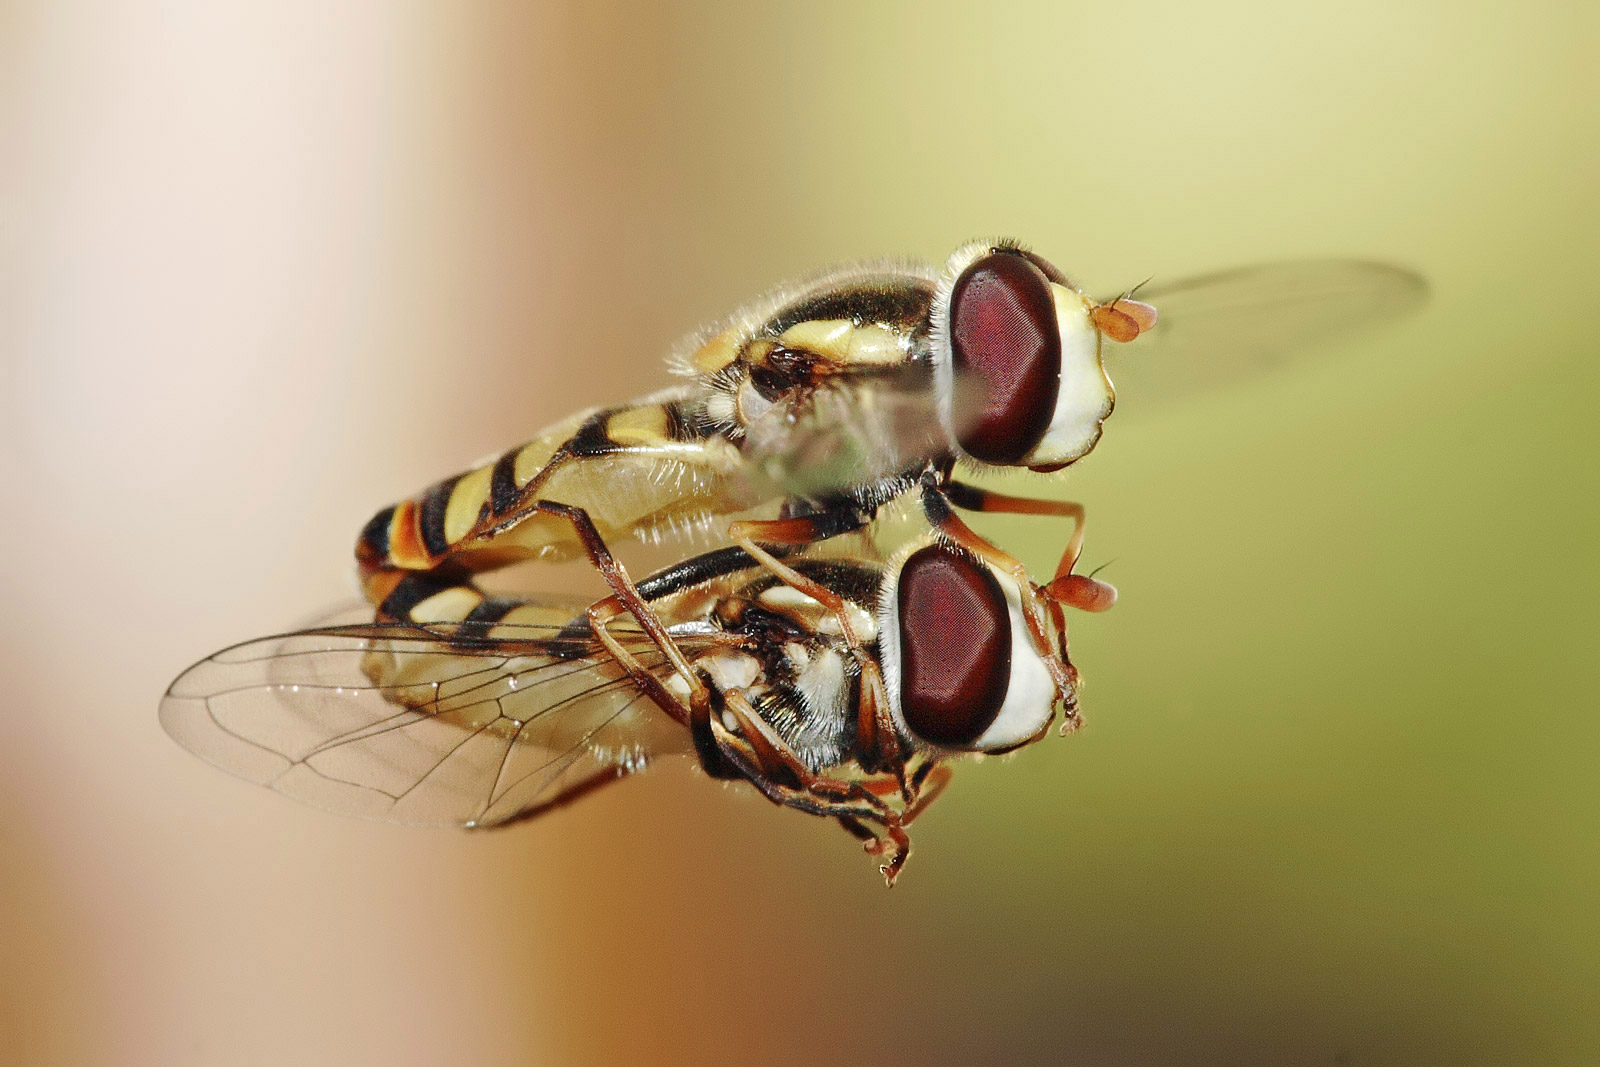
713, 689, 914, 885
726, 514, 907, 792
467, 498, 737, 777
941, 480, 1116, 613
917, 474, 1097, 727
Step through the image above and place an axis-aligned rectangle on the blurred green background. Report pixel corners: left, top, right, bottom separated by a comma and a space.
3, 2, 1595, 1064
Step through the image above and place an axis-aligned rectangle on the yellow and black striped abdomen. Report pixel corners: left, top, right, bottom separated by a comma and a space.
356, 392, 747, 619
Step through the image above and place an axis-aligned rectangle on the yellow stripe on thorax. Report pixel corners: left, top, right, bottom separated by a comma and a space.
776, 319, 905, 365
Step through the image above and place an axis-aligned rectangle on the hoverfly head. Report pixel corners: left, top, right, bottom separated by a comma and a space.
932, 241, 1123, 473
878, 542, 1067, 755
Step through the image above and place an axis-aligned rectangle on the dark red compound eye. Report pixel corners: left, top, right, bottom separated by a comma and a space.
895, 545, 1012, 747
948, 251, 1061, 465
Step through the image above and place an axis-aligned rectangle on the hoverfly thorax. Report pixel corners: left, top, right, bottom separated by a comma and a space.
877, 542, 1065, 755
932, 242, 1118, 473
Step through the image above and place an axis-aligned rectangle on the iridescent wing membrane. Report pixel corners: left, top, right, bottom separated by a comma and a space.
159, 604, 701, 828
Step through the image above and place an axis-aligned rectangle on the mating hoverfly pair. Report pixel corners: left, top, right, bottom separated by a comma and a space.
161, 240, 1424, 883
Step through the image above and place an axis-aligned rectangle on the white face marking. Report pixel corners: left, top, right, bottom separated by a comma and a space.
969, 566, 1058, 751
1021, 285, 1114, 468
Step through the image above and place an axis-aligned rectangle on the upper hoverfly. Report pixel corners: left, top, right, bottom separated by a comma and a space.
162, 239, 1426, 882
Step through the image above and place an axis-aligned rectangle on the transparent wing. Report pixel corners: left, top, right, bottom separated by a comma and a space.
1102, 260, 1428, 409
740, 362, 948, 499
160, 613, 707, 828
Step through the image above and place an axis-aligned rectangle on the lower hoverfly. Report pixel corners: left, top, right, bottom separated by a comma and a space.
162, 239, 1424, 881
162, 484, 1103, 883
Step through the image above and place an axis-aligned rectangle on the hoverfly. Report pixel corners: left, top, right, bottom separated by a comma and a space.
162, 508, 1094, 883
352, 241, 1425, 729
162, 240, 1425, 882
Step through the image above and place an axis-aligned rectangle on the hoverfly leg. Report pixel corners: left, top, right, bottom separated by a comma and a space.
728, 517, 865, 640
856, 656, 911, 802
499, 502, 726, 771
877, 825, 912, 886
919, 477, 1078, 710
524, 502, 695, 673
585, 594, 705, 718
714, 688, 912, 885
717, 690, 892, 814
901, 761, 955, 827
478, 766, 632, 829
837, 817, 899, 880
942, 480, 1088, 583
714, 689, 808, 792
857, 759, 954, 826
839, 817, 911, 886
836, 815, 883, 854
839, 816, 911, 885
946, 484, 1119, 611
728, 515, 910, 797
584, 589, 736, 779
